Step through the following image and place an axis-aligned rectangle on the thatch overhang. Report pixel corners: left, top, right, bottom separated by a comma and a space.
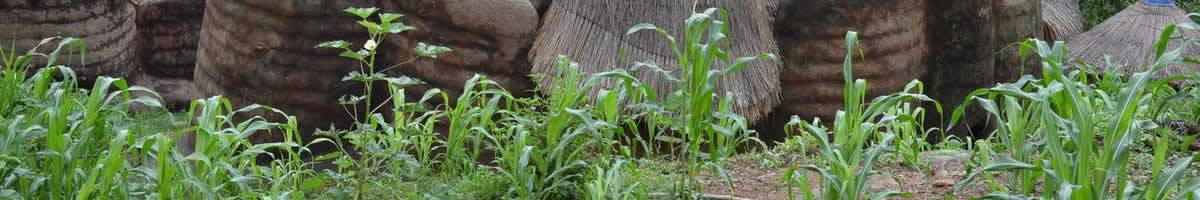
529, 0, 782, 123
1042, 0, 1088, 42
1067, 1, 1200, 80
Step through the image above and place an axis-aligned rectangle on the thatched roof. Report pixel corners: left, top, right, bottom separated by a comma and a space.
1041, 0, 1087, 41
1067, 1, 1200, 79
529, 0, 781, 123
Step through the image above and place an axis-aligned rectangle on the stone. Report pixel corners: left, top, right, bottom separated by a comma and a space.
867, 174, 901, 191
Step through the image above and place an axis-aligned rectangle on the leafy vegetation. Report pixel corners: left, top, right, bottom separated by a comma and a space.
0, 37, 313, 199
780, 32, 938, 200
950, 24, 1200, 199
1081, 0, 1200, 28
1, 5, 1198, 200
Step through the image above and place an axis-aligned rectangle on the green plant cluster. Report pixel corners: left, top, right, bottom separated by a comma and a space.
0, 38, 314, 199
298, 6, 772, 199
946, 24, 1200, 199
777, 13, 1200, 200
2, 5, 1199, 200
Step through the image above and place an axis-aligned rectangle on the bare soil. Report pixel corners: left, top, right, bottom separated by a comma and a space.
695, 151, 994, 200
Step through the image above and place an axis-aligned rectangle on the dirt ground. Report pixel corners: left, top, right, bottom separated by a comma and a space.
696, 151, 994, 200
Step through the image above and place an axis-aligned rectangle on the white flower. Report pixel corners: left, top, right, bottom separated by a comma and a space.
364, 40, 378, 51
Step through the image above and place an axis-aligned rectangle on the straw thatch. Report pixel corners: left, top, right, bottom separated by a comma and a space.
773, 0, 928, 122
530, 0, 781, 123
1041, 0, 1087, 42
1067, 2, 1200, 79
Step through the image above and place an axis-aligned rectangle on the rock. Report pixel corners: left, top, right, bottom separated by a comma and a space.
867, 174, 901, 191
923, 150, 971, 188
921, 151, 970, 178
932, 178, 957, 188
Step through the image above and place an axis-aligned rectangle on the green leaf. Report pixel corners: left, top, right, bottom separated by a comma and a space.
358, 20, 382, 34
384, 76, 424, 88
415, 43, 452, 58
301, 177, 329, 191
973, 192, 1034, 200
339, 49, 368, 60
344, 7, 378, 19
378, 13, 403, 24
625, 23, 662, 35
956, 156, 1037, 193
1152, 24, 1177, 61
386, 23, 416, 34
316, 40, 350, 49
722, 53, 775, 75
870, 191, 913, 200
1146, 153, 1198, 200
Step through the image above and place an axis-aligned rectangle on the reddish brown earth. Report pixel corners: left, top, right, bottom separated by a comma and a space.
696, 151, 993, 200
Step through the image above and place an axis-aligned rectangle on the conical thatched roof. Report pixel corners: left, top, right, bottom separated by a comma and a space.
1067, 1, 1200, 79
1041, 0, 1087, 41
530, 0, 781, 123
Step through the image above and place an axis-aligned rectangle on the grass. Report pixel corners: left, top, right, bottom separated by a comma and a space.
1, 6, 1198, 200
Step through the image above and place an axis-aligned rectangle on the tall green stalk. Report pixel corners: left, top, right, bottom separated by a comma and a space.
954, 24, 1200, 199
626, 7, 773, 197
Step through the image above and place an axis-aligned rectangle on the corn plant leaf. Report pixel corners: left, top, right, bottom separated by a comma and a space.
956, 156, 1037, 193
797, 165, 846, 197
1146, 153, 1198, 200
869, 190, 912, 200
973, 192, 1035, 200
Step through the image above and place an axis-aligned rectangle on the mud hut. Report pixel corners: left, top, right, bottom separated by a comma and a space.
134, 0, 205, 108
136, 0, 205, 80
194, 0, 377, 139
927, 0, 997, 136
381, 0, 539, 100
995, 0, 1044, 82
0, 0, 139, 83
773, 0, 929, 122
